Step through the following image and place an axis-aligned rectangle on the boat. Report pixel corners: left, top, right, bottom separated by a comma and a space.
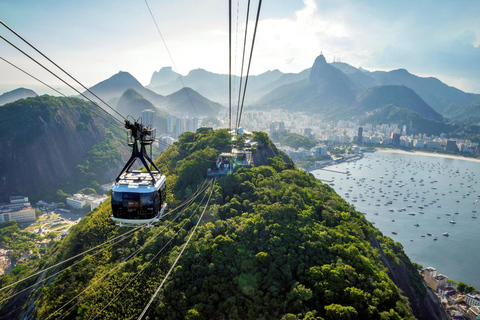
414, 223, 420, 227
391, 231, 397, 235
443, 232, 449, 237
449, 220, 456, 224
433, 237, 438, 241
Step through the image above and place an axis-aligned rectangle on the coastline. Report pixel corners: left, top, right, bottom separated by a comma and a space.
376, 148, 480, 163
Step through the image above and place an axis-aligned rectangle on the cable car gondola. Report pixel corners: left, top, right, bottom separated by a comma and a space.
111, 120, 167, 226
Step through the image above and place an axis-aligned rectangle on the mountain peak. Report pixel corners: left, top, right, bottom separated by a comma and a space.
314, 53, 327, 65
308, 53, 353, 87
0, 87, 38, 106
149, 67, 181, 88
391, 68, 411, 75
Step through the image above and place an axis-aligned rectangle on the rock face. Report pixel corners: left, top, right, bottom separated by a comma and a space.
258, 54, 358, 116
0, 88, 37, 106
0, 96, 110, 199
0, 249, 13, 275
252, 142, 294, 167
149, 66, 181, 87
371, 235, 448, 320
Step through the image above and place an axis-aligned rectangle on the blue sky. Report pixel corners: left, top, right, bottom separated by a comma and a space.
1, 0, 480, 95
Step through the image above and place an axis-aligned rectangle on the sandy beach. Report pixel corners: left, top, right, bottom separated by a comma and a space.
376, 148, 480, 163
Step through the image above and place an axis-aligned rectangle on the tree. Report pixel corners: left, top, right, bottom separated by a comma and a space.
465, 285, 476, 294
457, 282, 467, 293
325, 304, 358, 320
45, 232, 57, 240
280, 132, 316, 150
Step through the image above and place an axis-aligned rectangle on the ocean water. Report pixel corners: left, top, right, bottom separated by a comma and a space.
311, 151, 480, 288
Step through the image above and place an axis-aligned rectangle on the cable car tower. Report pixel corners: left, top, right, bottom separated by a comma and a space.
111, 120, 167, 227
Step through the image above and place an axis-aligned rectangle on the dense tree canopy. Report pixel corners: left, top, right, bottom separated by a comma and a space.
280, 132, 316, 150
0, 129, 426, 320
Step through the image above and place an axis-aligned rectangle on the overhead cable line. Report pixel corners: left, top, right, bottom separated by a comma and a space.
0, 225, 142, 294
0, 225, 145, 304
0, 34, 124, 125
235, 0, 251, 131
91, 181, 213, 320
0, 56, 120, 128
229, 0, 232, 130
45, 180, 211, 320
143, 0, 199, 118
137, 179, 215, 320
231, 0, 241, 130
0, 20, 126, 122
236, 0, 262, 131
155, 137, 217, 163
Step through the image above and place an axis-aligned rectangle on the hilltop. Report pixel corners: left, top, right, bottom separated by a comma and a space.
0, 88, 37, 106
0, 129, 446, 320
0, 95, 127, 201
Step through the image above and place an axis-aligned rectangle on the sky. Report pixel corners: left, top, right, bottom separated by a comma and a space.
1, 0, 480, 96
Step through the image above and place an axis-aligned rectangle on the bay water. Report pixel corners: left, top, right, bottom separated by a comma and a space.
311, 150, 480, 288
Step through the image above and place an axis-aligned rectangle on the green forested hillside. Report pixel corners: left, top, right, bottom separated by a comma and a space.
0, 95, 128, 201
361, 105, 453, 136
0, 129, 438, 320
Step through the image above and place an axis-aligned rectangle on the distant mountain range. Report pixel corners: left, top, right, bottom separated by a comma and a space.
5, 55, 477, 129
83, 71, 223, 120
83, 71, 165, 107
0, 88, 37, 106
147, 67, 299, 104
360, 105, 451, 136
146, 56, 480, 125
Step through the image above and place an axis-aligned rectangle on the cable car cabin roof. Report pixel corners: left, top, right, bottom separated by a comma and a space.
113, 170, 166, 193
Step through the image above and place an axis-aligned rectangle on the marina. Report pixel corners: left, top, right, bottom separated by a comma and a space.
312, 150, 480, 289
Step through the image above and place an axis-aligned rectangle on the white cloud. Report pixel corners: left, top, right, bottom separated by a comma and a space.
1, 0, 480, 94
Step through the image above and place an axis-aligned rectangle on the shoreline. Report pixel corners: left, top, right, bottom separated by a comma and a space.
376, 148, 480, 163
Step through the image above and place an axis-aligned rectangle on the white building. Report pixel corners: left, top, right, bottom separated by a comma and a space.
175, 117, 183, 137
0, 196, 36, 223
66, 194, 88, 210
142, 109, 155, 128
167, 116, 175, 134
311, 145, 328, 157
66, 194, 108, 211
466, 293, 480, 307
467, 306, 480, 320
426, 141, 440, 149
413, 140, 425, 148
423, 267, 448, 292
193, 117, 199, 132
